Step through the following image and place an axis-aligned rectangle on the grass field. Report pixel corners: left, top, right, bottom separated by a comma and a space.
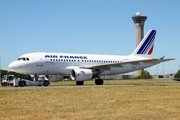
0, 79, 180, 120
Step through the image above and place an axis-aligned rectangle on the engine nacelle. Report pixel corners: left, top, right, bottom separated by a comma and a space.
70, 69, 93, 81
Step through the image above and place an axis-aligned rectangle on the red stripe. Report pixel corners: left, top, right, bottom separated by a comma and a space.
148, 45, 154, 55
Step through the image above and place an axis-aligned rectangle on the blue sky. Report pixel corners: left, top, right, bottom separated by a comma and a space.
0, 0, 179, 75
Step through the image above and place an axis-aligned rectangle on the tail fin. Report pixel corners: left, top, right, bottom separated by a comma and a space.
130, 29, 156, 57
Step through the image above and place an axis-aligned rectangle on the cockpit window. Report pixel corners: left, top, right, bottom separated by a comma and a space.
17, 58, 22, 60
17, 57, 30, 61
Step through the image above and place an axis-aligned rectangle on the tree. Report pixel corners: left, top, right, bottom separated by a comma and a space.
0, 69, 31, 80
8, 71, 31, 80
0, 69, 8, 81
174, 70, 180, 78
0, 69, 8, 77
134, 70, 152, 79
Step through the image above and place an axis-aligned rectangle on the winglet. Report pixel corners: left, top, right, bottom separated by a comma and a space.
130, 30, 156, 57
160, 56, 165, 60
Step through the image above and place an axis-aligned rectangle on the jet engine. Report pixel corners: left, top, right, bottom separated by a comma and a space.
70, 69, 93, 81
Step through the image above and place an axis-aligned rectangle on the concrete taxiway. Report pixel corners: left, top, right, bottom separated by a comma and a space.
0, 81, 180, 90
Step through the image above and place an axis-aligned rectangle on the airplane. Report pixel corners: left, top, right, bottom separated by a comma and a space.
9, 29, 174, 85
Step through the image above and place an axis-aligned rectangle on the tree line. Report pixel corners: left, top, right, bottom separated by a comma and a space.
134, 70, 153, 79
0, 69, 31, 80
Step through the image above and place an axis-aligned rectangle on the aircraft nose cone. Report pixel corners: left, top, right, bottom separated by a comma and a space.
9, 61, 27, 74
9, 61, 18, 71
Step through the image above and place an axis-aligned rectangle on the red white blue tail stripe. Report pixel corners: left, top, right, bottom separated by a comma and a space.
131, 30, 156, 57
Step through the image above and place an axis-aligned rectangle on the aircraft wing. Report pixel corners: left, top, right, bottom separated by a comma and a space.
84, 57, 175, 71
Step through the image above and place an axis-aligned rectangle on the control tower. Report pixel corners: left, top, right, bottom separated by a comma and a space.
132, 12, 147, 76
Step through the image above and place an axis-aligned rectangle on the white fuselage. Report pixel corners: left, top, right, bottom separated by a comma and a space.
9, 52, 157, 76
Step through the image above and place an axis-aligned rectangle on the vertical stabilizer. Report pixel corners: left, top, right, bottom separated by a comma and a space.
130, 29, 156, 57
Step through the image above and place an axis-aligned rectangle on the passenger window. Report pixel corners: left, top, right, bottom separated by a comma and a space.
26, 58, 29, 61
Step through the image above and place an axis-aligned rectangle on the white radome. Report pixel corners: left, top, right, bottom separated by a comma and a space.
135, 12, 141, 16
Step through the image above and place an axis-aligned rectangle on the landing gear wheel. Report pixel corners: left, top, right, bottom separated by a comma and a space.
95, 79, 104, 85
44, 81, 50, 86
76, 81, 84, 85
19, 81, 25, 87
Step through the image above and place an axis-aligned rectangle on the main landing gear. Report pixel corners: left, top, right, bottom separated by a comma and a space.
75, 79, 104, 85
95, 79, 104, 85
76, 81, 84, 85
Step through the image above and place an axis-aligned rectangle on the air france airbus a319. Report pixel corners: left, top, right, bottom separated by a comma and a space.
9, 30, 174, 85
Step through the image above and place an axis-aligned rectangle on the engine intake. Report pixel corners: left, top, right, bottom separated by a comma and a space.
70, 69, 93, 81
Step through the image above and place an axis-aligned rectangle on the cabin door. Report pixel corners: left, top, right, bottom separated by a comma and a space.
36, 54, 43, 66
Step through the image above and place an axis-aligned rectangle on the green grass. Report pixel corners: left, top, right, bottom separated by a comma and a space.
0, 79, 180, 120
